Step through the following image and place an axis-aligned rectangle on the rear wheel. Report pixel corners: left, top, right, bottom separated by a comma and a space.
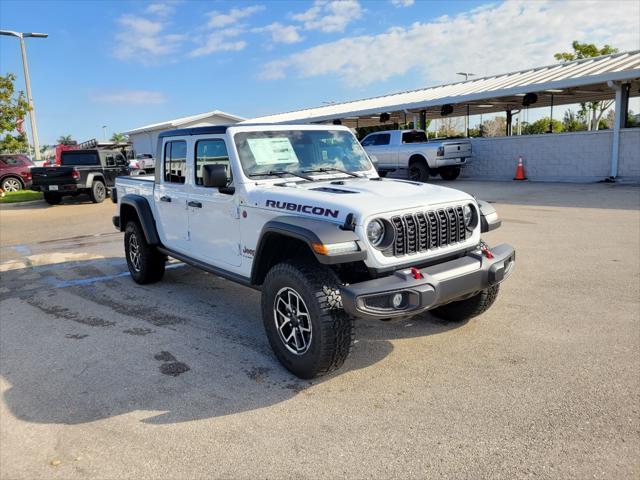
124, 221, 165, 284
408, 160, 429, 182
439, 166, 461, 181
430, 285, 500, 322
261, 261, 353, 379
90, 180, 106, 203
1, 176, 23, 192
43, 192, 62, 205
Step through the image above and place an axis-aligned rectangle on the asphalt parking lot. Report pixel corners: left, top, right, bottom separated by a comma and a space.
1, 181, 639, 479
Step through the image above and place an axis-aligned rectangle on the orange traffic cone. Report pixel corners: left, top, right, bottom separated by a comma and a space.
514, 156, 527, 181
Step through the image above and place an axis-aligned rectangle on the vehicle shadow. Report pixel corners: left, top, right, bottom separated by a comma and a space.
0, 257, 467, 426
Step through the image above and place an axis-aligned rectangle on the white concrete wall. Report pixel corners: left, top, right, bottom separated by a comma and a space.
128, 115, 241, 157
462, 128, 640, 182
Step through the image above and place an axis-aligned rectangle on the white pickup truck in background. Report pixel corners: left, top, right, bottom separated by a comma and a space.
361, 129, 472, 182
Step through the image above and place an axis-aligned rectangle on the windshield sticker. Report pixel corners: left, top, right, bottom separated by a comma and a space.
247, 138, 299, 166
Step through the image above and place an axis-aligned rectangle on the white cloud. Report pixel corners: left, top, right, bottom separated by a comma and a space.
207, 5, 265, 29
291, 0, 362, 33
262, 0, 640, 85
145, 2, 176, 17
114, 15, 184, 64
391, 0, 414, 6
91, 90, 167, 105
254, 23, 304, 44
190, 28, 247, 57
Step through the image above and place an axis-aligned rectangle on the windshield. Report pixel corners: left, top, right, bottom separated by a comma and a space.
234, 130, 372, 178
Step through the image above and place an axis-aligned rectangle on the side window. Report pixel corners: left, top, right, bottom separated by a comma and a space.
115, 153, 126, 165
373, 134, 390, 146
1, 156, 21, 165
105, 154, 115, 167
361, 135, 376, 147
164, 140, 187, 184
195, 139, 230, 186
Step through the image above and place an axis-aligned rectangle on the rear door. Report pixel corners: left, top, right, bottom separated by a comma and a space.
365, 133, 393, 167
153, 139, 190, 253
186, 137, 241, 267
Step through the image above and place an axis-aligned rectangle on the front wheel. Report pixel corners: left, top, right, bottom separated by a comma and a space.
124, 221, 165, 284
90, 180, 106, 203
261, 261, 353, 379
430, 285, 500, 322
439, 166, 461, 181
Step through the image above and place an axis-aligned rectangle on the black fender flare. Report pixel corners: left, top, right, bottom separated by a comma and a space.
251, 215, 366, 283
86, 172, 105, 189
118, 194, 161, 245
477, 200, 502, 232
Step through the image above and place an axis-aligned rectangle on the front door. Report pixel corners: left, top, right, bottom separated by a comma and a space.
154, 139, 190, 253
187, 137, 241, 267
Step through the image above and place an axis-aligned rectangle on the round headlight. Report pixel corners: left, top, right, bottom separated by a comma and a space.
367, 219, 385, 246
463, 204, 474, 230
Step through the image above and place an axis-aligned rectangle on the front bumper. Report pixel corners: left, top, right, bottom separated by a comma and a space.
341, 243, 515, 320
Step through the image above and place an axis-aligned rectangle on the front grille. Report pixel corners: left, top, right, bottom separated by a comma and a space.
389, 206, 467, 257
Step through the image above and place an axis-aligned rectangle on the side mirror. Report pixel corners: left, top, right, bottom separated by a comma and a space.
202, 164, 228, 188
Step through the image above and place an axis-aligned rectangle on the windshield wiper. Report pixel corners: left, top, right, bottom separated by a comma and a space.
302, 167, 362, 178
248, 170, 314, 181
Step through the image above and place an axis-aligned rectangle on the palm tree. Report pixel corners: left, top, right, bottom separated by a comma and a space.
110, 132, 128, 143
57, 135, 74, 145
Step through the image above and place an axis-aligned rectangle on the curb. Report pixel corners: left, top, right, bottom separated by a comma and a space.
0, 199, 46, 208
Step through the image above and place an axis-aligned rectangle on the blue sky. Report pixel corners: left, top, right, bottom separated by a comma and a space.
1, 0, 638, 145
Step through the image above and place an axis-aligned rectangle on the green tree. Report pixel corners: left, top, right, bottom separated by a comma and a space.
521, 118, 564, 135
0, 73, 30, 153
110, 132, 128, 143
562, 109, 588, 132
57, 135, 75, 145
554, 42, 618, 130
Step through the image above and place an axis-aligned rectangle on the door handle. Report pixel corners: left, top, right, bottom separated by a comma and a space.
188, 201, 202, 208
160, 196, 172, 202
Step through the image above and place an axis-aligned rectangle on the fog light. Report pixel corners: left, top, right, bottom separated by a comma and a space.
392, 293, 403, 308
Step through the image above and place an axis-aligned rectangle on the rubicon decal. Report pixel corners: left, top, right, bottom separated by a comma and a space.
266, 200, 339, 218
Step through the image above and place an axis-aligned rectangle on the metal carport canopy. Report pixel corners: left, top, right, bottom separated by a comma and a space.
246, 50, 640, 125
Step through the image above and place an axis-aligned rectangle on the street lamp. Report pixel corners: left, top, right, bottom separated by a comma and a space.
0, 30, 48, 161
456, 72, 476, 137
102, 125, 108, 141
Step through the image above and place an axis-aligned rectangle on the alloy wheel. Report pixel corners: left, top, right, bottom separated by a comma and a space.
273, 287, 312, 355
3, 178, 21, 192
129, 233, 141, 272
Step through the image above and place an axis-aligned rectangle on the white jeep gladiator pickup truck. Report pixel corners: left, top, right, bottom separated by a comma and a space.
112, 124, 514, 378
361, 129, 472, 182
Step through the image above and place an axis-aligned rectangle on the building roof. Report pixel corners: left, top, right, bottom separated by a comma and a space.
125, 110, 245, 135
246, 50, 640, 125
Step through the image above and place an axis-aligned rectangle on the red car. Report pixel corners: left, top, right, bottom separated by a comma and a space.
0, 154, 33, 192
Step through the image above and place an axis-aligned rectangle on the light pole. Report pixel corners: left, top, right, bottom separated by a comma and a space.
102, 125, 108, 141
456, 72, 475, 137
0, 30, 48, 161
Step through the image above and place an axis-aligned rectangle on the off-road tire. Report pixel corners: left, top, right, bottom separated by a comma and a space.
439, 166, 461, 181
90, 180, 106, 203
430, 285, 500, 322
43, 192, 62, 205
261, 261, 353, 379
408, 160, 429, 182
1, 176, 23, 192
124, 221, 165, 284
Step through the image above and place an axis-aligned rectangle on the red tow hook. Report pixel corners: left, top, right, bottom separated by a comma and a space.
410, 267, 423, 280
479, 240, 494, 259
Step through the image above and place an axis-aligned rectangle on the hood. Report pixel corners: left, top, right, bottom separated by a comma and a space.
246, 177, 474, 225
